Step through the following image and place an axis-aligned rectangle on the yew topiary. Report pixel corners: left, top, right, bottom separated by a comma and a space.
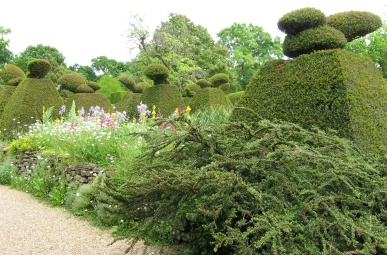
140, 84, 183, 116
57, 73, 86, 92
189, 87, 233, 113
87, 81, 101, 91
64, 93, 113, 113
0, 64, 25, 86
327, 11, 383, 42
118, 75, 137, 92
144, 64, 169, 85
209, 73, 229, 88
278, 7, 326, 35
75, 84, 94, 93
184, 83, 202, 97
115, 92, 142, 119
283, 26, 347, 58
27, 59, 51, 78
196, 79, 211, 88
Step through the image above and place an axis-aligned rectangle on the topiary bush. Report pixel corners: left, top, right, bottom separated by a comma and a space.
57, 73, 86, 92
196, 79, 211, 88
136, 81, 151, 92
87, 81, 101, 92
118, 75, 137, 92
209, 73, 229, 88
231, 49, 387, 154
75, 84, 94, 93
0, 78, 63, 134
227, 90, 245, 105
64, 93, 113, 113
0, 85, 17, 118
184, 83, 202, 97
278, 7, 326, 35
110, 91, 129, 104
283, 26, 347, 58
219, 82, 236, 94
144, 64, 169, 85
189, 87, 233, 113
140, 84, 183, 117
327, 11, 382, 42
0, 64, 25, 86
115, 92, 142, 119
27, 59, 51, 78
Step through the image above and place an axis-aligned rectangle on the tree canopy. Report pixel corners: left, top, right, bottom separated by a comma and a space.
0, 26, 13, 66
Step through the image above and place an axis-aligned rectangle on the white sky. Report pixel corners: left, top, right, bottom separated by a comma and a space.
1, 0, 386, 66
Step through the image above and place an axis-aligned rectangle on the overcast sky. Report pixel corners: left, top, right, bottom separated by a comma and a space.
1, 0, 386, 66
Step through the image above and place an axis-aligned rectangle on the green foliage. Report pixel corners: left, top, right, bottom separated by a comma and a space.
189, 87, 233, 113
140, 84, 183, 116
0, 85, 16, 118
65, 93, 113, 113
278, 7, 326, 35
0, 78, 63, 136
184, 83, 202, 97
91, 56, 132, 77
69, 64, 99, 82
144, 64, 169, 85
27, 59, 51, 78
219, 83, 236, 95
75, 84, 94, 93
104, 119, 387, 254
110, 91, 129, 104
58, 73, 86, 92
137, 81, 151, 91
0, 64, 25, 85
217, 23, 283, 89
327, 11, 382, 42
209, 73, 229, 87
190, 105, 233, 128
196, 79, 210, 88
95, 74, 125, 102
227, 91, 245, 105
118, 75, 137, 91
232, 49, 387, 154
283, 26, 347, 58
0, 26, 13, 65
87, 81, 101, 91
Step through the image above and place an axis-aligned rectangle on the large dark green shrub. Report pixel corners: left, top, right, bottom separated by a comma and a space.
104, 119, 387, 254
0, 64, 25, 86
57, 73, 86, 92
327, 11, 382, 42
231, 49, 387, 154
115, 92, 142, 119
140, 84, 183, 117
27, 59, 51, 78
144, 64, 169, 85
209, 73, 229, 88
283, 26, 347, 58
189, 87, 232, 113
64, 93, 113, 113
278, 7, 326, 35
0, 78, 63, 134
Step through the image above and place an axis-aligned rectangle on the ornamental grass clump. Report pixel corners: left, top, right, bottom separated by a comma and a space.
103, 119, 387, 255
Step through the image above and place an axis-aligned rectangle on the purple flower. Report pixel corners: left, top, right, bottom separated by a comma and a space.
80, 107, 85, 116
59, 105, 66, 115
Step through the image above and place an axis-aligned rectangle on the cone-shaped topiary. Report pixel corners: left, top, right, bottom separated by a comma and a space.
64, 93, 113, 113
189, 87, 233, 113
58, 73, 86, 92
283, 26, 347, 58
27, 59, 51, 78
196, 79, 211, 88
278, 7, 326, 35
0, 78, 63, 134
0, 85, 17, 118
75, 84, 94, 93
144, 64, 169, 85
327, 11, 382, 42
209, 73, 229, 88
87, 81, 101, 91
0, 64, 25, 86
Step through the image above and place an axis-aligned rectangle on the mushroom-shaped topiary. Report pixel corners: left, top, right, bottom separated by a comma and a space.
327, 11, 383, 42
144, 64, 169, 85
278, 7, 326, 35
57, 73, 86, 92
75, 84, 94, 93
0, 64, 25, 86
27, 59, 51, 78
196, 79, 211, 88
87, 81, 101, 91
209, 73, 229, 88
283, 26, 347, 58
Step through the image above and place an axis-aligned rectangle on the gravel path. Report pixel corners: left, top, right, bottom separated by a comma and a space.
0, 185, 161, 255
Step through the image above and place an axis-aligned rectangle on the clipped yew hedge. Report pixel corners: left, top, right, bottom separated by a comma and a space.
27, 59, 51, 78
231, 49, 387, 154
327, 11, 382, 42
278, 7, 326, 35
144, 64, 169, 85
58, 73, 86, 92
115, 92, 142, 119
189, 87, 232, 113
64, 93, 113, 113
0, 64, 25, 86
283, 26, 347, 58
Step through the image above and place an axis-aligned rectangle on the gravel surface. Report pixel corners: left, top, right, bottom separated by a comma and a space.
0, 185, 161, 255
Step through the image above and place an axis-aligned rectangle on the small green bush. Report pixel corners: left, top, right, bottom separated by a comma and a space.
110, 91, 129, 104
189, 87, 233, 113
87, 81, 101, 91
0, 64, 25, 85
58, 73, 86, 92
184, 83, 202, 97
136, 81, 151, 92
327, 11, 382, 42
219, 82, 236, 94
278, 7, 326, 35
115, 92, 142, 119
196, 79, 211, 88
144, 64, 169, 85
27, 59, 51, 78
75, 84, 94, 93
118, 75, 137, 92
209, 73, 229, 87
227, 91, 245, 105
283, 26, 347, 58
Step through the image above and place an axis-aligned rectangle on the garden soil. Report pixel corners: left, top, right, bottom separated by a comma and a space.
0, 185, 161, 255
